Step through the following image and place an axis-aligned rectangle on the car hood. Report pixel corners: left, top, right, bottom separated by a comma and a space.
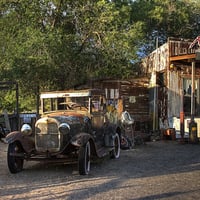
40, 110, 91, 125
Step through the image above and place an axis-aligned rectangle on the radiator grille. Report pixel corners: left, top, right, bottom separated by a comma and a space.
35, 122, 60, 152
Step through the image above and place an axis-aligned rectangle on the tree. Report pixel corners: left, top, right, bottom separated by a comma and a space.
131, 0, 200, 54
0, 0, 200, 112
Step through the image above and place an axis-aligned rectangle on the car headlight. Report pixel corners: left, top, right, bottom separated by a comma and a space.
21, 124, 32, 135
58, 123, 70, 134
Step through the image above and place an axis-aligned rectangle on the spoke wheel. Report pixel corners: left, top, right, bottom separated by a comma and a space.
110, 133, 120, 159
7, 142, 24, 173
78, 141, 91, 175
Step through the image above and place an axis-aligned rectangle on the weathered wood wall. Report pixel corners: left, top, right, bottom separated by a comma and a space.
141, 43, 169, 74
169, 38, 195, 57
141, 38, 196, 75
91, 78, 151, 135
92, 78, 150, 120
141, 37, 200, 131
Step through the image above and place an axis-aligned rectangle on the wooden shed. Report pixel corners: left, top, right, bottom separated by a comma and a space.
142, 37, 200, 139
91, 78, 151, 136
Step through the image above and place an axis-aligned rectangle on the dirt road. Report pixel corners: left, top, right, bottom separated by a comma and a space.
1, 140, 200, 200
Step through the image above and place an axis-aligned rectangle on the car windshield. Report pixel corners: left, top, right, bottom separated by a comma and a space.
42, 96, 89, 113
40, 90, 106, 114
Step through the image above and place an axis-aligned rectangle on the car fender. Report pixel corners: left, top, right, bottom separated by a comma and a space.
6, 131, 35, 153
71, 133, 93, 147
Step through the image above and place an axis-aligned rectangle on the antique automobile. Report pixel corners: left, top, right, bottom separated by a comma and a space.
6, 89, 121, 175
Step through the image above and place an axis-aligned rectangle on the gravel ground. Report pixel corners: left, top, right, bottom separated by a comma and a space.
1, 140, 200, 200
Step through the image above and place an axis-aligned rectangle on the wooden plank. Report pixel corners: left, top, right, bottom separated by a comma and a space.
169, 54, 195, 61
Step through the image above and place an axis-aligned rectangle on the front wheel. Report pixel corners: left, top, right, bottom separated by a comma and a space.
78, 141, 91, 175
110, 133, 120, 159
7, 142, 24, 173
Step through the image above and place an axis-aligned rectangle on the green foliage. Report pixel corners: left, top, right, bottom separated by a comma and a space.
131, 0, 200, 53
0, 0, 200, 112
0, 91, 16, 113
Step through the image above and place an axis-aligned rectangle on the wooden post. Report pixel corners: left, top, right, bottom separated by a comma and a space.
180, 85, 184, 143
191, 61, 195, 121
36, 85, 40, 119
16, 82, 19, 130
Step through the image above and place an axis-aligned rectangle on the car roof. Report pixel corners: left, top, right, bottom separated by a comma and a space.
40, 89, 104, 99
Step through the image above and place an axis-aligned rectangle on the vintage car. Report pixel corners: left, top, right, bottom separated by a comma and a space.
6, 89, 124, 175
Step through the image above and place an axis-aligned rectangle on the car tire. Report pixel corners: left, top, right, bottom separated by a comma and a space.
78, 141, 91, 175
7, 142, 24, 173
110, 133, 120, 159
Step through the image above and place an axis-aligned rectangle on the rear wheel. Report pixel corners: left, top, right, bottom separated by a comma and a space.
78, 141, 91, 175
7, 142, 24, 173
110, 133, 120, 159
